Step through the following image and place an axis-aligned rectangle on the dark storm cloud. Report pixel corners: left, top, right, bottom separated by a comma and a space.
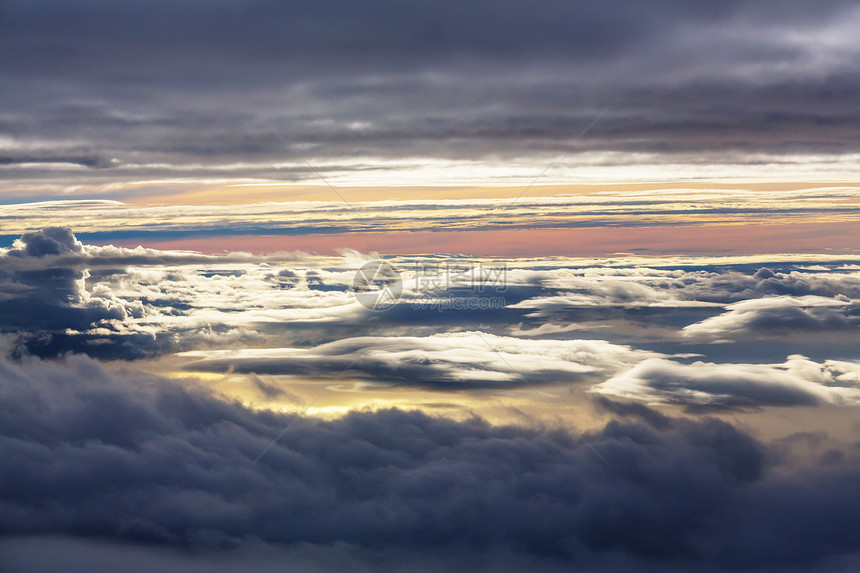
3, 0, 860, 188
2, 351, 860, 571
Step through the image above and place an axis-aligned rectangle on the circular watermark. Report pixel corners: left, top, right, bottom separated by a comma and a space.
353, 260, 402, 310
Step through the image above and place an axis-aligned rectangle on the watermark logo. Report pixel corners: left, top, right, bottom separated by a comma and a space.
411, 294, 507, 311
413, 262, 507, 293
353, 260, 508, 312
353, 260, 403, 310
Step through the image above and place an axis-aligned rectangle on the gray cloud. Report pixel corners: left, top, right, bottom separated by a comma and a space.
0, 227, 128, 336
3, 1, 860, 191
8, 226, 82, 257
2, 349, 860, 571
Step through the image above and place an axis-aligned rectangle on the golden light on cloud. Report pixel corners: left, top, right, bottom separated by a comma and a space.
4, 183, 860, 257
118, 180, 860, 206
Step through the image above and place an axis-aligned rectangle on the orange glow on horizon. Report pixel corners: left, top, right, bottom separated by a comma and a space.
125, 181, 860, 206
100, 221, 860, 257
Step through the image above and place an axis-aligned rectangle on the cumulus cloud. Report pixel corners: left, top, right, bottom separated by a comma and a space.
1, 350, 860, 571
0, 228, 350, 358
593, 355, 860, 409
7, 226, 83, 257
0, 228, 130, 340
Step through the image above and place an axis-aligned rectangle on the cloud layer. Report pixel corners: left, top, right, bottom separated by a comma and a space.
2, 349, 860, 571
4, 187, 860, 243
3, 229, 860, 410
4, 1, 860, 192
182, 332, 656, 388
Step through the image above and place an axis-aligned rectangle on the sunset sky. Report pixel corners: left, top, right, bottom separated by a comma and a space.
2, 2, 860, 572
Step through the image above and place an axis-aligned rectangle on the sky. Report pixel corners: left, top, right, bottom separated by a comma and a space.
2, 2, 860, 572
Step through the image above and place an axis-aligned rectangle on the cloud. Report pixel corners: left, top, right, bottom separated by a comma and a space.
683, 295, 860, 340
181, 332, 657, 388
0, 228, 129, 339
4, 228, 860, 369
512, 264, 860, 310
507, 266, 860, 346
1, 349, 860, 571
593, 355, 860, 409
7, 226, 83, 257
4, 1, 860, 191
5, 186, 860, 241
0, 227, 337, 358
